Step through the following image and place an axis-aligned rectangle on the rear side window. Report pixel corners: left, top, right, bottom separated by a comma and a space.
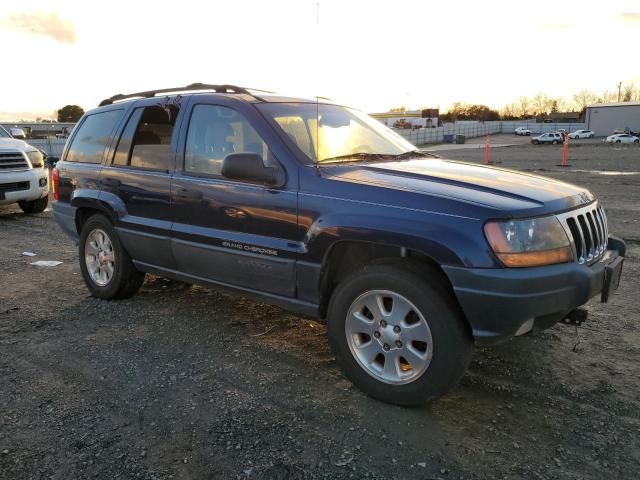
111, 105, 178, 171
65, 110, 123, 163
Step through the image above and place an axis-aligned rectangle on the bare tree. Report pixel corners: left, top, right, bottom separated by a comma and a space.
622, 84, 636, 102
517, 96, 531, 118
572, 90, 599, 110
532, 93, 553, 116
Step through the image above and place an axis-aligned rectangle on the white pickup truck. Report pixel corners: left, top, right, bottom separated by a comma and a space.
0, 125, 50, 213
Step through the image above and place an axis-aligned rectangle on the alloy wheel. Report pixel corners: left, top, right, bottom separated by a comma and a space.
85, 228, 116, 286
345, 290, 433, 385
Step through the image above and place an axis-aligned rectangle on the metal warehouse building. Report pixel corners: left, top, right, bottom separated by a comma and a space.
585, 102, 640, 136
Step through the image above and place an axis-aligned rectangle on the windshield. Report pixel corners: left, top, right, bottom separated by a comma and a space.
258, 103, 416, 163
0, 126, 11, 138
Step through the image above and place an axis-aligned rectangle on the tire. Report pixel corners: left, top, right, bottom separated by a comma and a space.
326, 262, 472, 406
590, 134, 594, 138
616, 140, 621, 144
18, 196, 48, 214
552, 140, 559, 145
634, 139, 639, 144
533, 140, 539, 145
79, 214, 145, 300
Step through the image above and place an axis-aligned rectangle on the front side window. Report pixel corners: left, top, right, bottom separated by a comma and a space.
184, 105, 271, 176
66, 109, 123, 163
258, 103, 415, 163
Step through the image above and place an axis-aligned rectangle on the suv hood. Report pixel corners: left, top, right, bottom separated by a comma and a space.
322, 158, 593, 212
0, 138, 35, 152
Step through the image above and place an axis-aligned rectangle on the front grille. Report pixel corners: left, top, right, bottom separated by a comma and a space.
557, 204, 608, 265
0, 181, 30, 193
0, 151, 29, 170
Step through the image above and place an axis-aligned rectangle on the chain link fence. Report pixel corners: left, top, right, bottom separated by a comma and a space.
394, 121, 586, 146
25, 139, 67, 157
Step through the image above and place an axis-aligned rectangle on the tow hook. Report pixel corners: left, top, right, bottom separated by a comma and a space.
560, 308, 588, 327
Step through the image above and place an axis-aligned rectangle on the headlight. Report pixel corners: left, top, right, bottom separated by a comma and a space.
484, 216, 572, 267
26, 150, 44, 168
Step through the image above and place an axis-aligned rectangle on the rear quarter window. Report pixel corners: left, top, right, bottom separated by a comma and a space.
65, 109, 124, 164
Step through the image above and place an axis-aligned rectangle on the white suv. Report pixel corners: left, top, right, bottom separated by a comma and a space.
0, 125, 50, 213
531, 132, 564, 145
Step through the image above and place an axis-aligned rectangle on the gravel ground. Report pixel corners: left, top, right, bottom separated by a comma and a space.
1, 141, 639, 479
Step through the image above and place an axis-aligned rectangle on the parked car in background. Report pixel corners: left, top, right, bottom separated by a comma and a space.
51, 83, 625, 406
612, 128, 629, 135
569, 129, 595, 139
514, 127, 531, 136
531, 132, 563, 144
0, 125, 50, 213
9, 127, 26, 139
605, 134, 639, 144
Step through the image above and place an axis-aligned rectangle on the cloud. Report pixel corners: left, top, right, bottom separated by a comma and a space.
4, 11, 76, 43
619, 12, 640, 24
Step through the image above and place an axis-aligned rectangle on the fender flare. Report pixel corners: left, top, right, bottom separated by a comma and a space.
70, 189, 128, 227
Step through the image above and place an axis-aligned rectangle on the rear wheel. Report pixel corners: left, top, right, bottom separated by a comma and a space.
18, 196, 48, 214
327, 263, 472, 406
79, 214, 145, 299
552, 140, 559, 145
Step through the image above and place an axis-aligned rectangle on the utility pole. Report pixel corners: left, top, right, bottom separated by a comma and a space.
617, 81, 622, 103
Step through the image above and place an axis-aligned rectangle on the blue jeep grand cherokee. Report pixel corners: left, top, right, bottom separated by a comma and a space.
52, 84, 625, 405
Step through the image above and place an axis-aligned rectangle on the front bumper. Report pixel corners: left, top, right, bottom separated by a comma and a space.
443, 236, 625, 345
0, 168, 49, 205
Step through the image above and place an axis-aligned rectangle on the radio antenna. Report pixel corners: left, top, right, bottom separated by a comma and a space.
315, 1, 321, 176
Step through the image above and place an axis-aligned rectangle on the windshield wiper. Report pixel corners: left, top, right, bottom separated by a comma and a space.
319, 150, 433, 164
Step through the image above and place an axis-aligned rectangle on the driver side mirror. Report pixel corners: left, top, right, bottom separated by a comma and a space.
221, 153, 282, 186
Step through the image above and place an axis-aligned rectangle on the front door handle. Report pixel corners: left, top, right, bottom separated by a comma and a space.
175, 188, 203, 200
100, 177, 121, 187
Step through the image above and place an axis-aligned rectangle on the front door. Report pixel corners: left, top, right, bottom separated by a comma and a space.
170, 99, 299, 297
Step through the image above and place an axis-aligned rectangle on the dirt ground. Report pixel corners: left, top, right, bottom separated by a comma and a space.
1, 141, 639, 480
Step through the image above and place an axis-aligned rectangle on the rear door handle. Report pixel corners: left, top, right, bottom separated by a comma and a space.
175, 188, 203, 200
100, 178, 121, 187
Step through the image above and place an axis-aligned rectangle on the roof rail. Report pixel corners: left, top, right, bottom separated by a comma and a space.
98, 83, 273, 107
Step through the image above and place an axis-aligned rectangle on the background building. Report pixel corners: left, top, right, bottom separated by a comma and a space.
370, 109, 439, 129
0, 122, 75, 139
585, 102, 640, 136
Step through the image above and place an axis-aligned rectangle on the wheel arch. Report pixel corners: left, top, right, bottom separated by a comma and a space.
71, 191, 127, 234
317, 239, 459, 320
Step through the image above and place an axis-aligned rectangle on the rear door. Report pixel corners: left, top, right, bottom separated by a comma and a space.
99, 99, 183, 269
170, 97, 300, 297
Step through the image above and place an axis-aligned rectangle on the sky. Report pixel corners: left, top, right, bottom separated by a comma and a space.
0, 0, 638, 120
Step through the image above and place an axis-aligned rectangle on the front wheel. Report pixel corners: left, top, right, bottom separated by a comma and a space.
327, 263, 472, 406
18, 196, 48, 214
79, 214, 145, 299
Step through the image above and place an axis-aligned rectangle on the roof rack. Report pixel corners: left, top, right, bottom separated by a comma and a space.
98, 83, 273, 107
